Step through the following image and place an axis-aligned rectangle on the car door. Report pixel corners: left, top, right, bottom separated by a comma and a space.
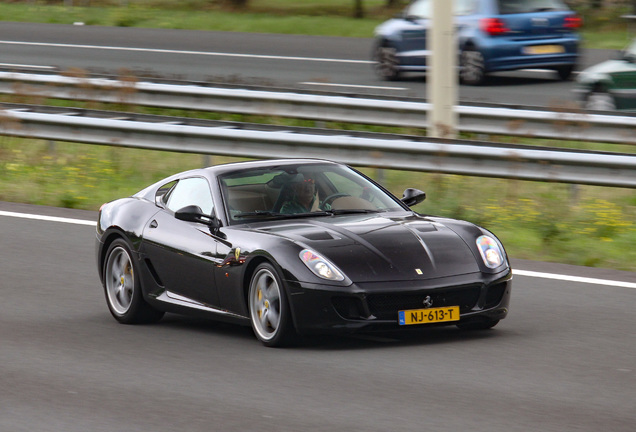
612, 48, 636, 110
397, 0, 430, 66
141, 176, 223, 307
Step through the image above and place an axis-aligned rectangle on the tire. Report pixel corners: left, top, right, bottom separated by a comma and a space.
585, 90, 616, 111
457, 319, 499, 331
556, 65, 574, 81
103, 239, 164, 324
459, 48, 487, 86
248, 263, 296, 347
373, 43, 401, 81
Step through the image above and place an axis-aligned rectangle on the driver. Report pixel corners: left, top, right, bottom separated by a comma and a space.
280, 175, 323, 214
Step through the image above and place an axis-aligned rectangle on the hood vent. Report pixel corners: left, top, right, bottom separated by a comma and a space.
301, 231, 338, 241
413, 224, 438, 234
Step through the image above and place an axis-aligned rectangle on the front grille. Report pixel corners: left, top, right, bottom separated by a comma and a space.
366, 286, 481, 320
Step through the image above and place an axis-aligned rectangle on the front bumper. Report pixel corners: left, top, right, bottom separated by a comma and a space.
286, 269, 512, 334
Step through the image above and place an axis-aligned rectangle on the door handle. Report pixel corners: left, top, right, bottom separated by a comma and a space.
150, 220, 158, 228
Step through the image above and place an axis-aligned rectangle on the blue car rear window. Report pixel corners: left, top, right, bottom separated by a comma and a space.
498, 0, 568, 14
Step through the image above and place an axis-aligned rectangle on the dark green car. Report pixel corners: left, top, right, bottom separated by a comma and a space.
575, 39, 636, 111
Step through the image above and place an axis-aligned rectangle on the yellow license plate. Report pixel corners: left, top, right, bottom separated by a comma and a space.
398, 306, 460, 325
523, 45, 564, 55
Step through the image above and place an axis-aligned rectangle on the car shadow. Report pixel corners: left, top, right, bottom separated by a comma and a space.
156, 314, 257, 341
295, 326, 512, 351
154, 314, 515, 350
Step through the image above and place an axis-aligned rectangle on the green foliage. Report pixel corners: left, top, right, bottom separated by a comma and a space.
2, 135, 636, 270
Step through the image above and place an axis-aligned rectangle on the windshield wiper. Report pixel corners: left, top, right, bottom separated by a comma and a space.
234, 210, 332, 219
234, 209, 380, 220
325, 209, 379, 215
234, 210, 283, 219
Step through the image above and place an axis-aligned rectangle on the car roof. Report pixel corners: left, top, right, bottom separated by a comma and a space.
203, 158, 340, 176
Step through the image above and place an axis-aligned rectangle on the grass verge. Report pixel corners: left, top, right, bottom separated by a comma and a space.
1, 130, 635, 271
0, 1, 634, 48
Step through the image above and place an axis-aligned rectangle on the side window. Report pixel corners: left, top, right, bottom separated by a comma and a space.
455, 0, 476, 15
165, 177, 214, 215
156, 180, 177, 206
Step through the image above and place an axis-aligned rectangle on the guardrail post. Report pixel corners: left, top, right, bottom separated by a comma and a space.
428, 0, 457, 139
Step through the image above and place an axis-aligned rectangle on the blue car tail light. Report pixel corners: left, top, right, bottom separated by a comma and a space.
480, 18, 509, 36
564, 15, 582, 29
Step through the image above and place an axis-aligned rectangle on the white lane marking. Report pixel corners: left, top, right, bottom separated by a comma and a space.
0, 63, 56, 70
0, 210, 96, 226
300, 82, 409, 91
0, 40, 373, 64
2, 210, 634, 289
514, 269, 636, 290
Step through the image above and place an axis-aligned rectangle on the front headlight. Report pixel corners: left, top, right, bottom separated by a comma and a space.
576, 70, 605, 86
299, 249, 345, 281
476, 235, 504, 269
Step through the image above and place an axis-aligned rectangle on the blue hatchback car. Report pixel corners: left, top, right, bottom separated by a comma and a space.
373, 0, 581, 85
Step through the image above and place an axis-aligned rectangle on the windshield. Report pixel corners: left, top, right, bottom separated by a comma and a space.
404, 0, 476, 19
219, 163, 405, 224
498, 0, 568, 14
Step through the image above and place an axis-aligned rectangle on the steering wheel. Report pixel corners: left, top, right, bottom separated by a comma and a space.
320, 193, 350, 210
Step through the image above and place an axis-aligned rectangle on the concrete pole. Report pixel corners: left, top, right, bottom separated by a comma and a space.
428, 0, 457, 139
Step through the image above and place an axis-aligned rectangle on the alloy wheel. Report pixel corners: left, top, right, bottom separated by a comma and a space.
105, 246, 135, 315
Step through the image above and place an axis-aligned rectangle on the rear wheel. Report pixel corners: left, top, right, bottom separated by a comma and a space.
556, 65, 574, 81
248, 263, 296, 347
103, 239, 164, 324
459, 48, 487, 86
373, 43, 401, 81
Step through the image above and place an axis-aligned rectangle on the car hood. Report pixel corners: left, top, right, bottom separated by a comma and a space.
578, 59, 634, 82
254, 213, 481, 282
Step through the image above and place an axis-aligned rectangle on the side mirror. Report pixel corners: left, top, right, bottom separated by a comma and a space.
175, 205, 221, 229
401, 188, 426, 207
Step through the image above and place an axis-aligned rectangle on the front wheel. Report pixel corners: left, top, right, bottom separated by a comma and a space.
585, 90, 616, 111
103, 239, 164, 324
373, 43, 400, 81
248, 263, 296, 347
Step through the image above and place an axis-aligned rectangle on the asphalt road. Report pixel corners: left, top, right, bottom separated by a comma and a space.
0, 22, 618, 106
1, 201, 635, 432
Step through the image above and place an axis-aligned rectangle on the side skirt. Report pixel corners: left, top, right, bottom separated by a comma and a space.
154, 291, 250, 324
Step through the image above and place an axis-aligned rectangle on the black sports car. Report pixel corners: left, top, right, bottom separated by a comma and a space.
96, 159, 511, 346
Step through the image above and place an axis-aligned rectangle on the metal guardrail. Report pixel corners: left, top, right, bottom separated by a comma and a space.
1, 71, 635, 145
2, 103, 636, 188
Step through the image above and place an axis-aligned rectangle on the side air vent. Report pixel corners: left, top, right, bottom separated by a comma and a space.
144, 259, 164, 287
